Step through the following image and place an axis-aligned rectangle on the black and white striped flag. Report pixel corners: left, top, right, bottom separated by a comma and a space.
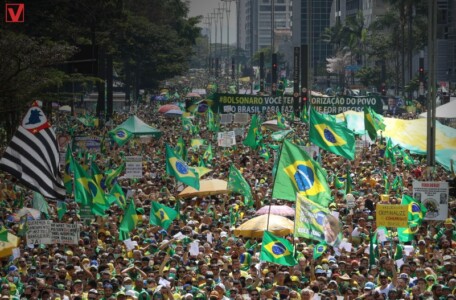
0, 102, 65, 199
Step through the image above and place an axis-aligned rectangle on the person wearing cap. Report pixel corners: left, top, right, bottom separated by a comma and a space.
374, 272, 395, 297
396, 273, 410, 297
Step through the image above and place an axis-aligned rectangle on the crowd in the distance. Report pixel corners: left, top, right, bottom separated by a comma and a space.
0, 86, 455, 300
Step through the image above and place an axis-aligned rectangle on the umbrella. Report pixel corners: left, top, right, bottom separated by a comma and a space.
178, 179, 228, 199
59, 105, 71, 112
262, 120, 290, 131
234, 214, 294, 238
158, 104, 180, 113
0, 233, 19, 258
255, 205, 295, 217
186, 92, 201, 98
164, 109, 183, 117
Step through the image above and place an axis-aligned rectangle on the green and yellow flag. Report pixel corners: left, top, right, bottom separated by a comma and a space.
149, 202, 178, 230
182, 117, 193, 131
401, 194, 427, 227
271, 129, 293, 142
57, 201, 67, 221
165, 144, 200, 190
191, 139, 206, 149
227, 164, 253, 205
91, 161, 103, 187
243, 115, 260, 149
0, 226, 8, 242
109, 128, 133, 146
272, 140, 331, 206
300, 105, 308, 123
175, 137, 187, 162
313, 242, 327, 260
119, 200, 138, 233
104, 163, 125, 190
277, 111, 287, 129
203, 144, 213, 162
260, 231, 297, 266
364, 106, 386, 140
107, 183, 126, 209
309, 108, 355, 160
73, 160, 108, 216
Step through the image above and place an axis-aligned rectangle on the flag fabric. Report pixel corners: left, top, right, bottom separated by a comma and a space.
165, 144, 200, 190
91, 161, 103, 187
63, 146, 74, 194
191, 139, 206, 149
203, 144, 213, 162
107, 183, 126, 209
207, 108, 217, 132
277, 111, 287, 129
294, 194, 342, 246
227, 164, 253, 203
182, 117, 193, 131
384, 138, 396, 164
57, 201, 67, 220
333, 174, 344, 189
32, 192, 50, 219
364, 106, 386, 140
0, 102, 65, 199
272, 140, 332, 206
397, 227, 414, 242
259, 143, 270, 161
313, 242, 327, 260
100, 134, 107, 154
300, 105, 308, 123
260, 231, 297, 266
104, 163, 125, 191
243, 115, 260, 149
271, 130, 293, 142
401, 194, 427, 227
109, 128, 133, 146
175, 137, 187, 162
149, 202, 178, 230
394, 244, 403, 260
383, 172, 390, 194
0, 226, 8, 242
73, 160, 108, 215
392, 175, 403, 192
309, 108, 355, 160
399, 148, 414, 167
119, 200, 138, 233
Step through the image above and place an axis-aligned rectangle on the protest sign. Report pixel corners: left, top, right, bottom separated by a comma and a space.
376, 204, 408, 227
412, 181, 449, 220
217, 131, 236, 147
125, 156, 143, 179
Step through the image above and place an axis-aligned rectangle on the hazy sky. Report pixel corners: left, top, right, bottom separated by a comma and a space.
187, 0, 237, 44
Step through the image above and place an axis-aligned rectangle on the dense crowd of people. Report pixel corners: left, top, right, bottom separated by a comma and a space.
0, 87, 455, 300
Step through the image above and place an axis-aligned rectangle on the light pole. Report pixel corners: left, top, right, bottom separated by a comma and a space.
217, 4, 224, 76
204, 15, 212, 72
222, 0, 235, 80
212, 10, 218, 76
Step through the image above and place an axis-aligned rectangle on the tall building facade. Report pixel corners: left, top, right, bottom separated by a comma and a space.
241, 0, 293, 59
292, 0, 333, 76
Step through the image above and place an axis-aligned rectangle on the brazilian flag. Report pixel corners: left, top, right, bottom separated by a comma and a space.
119, 200, 138, 233
401, 194, 427, 226
272, 139, 331, 206
109, 127, 133, 146
104, 163, 125, 190
165, 144, 200, 190
107, 183, 126, 209
309, 108, 355, 160
364, 106, 386, 140
260, 231, 297, 266
277, 111, 287, 129
175, 137, 187, 162
149, 202, 178, 230
397, 227, 415, 242
240, 252, 252, 271
227, 164, 253, 205
91, 161, 103, 188
312, 242, 327, 260
57, 201, 67, 221
243, 115, 260, 149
